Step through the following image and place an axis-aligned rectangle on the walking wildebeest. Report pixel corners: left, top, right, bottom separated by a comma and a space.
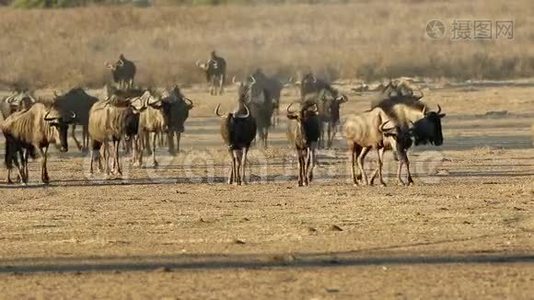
196, 50, 226, 95
286, 101, 321, 186
215, 96, 256, 185
161, 85, 194, 155
53, 88, 98, 151
88, 94, 139, 176
1, 102, 75, 184
233, 75, 273, 149
105, 54, 137, 89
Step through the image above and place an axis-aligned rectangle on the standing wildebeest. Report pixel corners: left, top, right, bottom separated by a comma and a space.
130, 90, 169, 167
248, 69, 283, 127
196, 50, 226, 95
1, 103, 75, 184
1, 90, 35, 120
53, 88, 98, 151
215, 97, 256, 185
303, 90, 348, 149
105, 54, 137, 89
162, 86, 194, 155
88, 95, 139, 176
298, 73, 349, 148
286, 102, 321, 186
233, 75, 273, 149
343, 106, 402, 186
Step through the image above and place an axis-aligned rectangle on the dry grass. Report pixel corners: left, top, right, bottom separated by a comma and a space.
0, 0, 533, 89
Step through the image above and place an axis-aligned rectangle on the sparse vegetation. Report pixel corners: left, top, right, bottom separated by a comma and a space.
0, 0, 533, 89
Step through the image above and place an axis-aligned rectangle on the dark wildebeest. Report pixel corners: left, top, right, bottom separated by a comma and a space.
248, 69, 283, 127
53, 88, 98, 151
161, 86, 194, 155
286, 102, 321, 186
298, 73, 348, 148
215, 97, 256, 185
105, 54, 137, 89
196, 50, 226, 95
233, 75, 273, 149
88, 94, 139, 176
1, 103, 75, 184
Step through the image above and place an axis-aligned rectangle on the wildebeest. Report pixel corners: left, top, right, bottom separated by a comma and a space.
130, 90, 169, 167
53, 88, 98, 151
196, 50, 226, 95
88, 94, 139, 176
345, 96, 445, 186
1, 90, 35, 120
297, 73, 348, 148
303, 91, 348, 149
161, 86, 194, 155
286, 101, 321, 186
215, 98, 256, 185
1, 102, 75, 184
248, 69, 283, 127
233, 75, 273, 149
105, 54, 137, 89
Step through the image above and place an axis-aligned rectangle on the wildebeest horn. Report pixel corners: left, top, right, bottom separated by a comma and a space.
236, 104, 250, 119
422, 106, 427, 115
70, 111, 77, 121
437, 104, 442, 114
415, 89, 424, 100
43, 110, 60, 121
310, 103, 319, 113
184, 97, 194, 107
117, 59, 124, 67
286, 102, 298, 114
215, 104, 225, 118
379, 120, 394, 133
249, 76, 256, 85
312, 75, 317, 83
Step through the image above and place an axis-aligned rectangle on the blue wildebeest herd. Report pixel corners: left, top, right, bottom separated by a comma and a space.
1, 52, 446, 186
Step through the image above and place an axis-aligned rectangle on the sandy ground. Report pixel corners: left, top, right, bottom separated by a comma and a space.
0, 83, 533, 299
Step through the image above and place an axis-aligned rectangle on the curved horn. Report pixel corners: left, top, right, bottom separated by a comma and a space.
286, 102, 298, 114
215, 104, 225, 118
437, 104, 442, 114
422, 106, 427, 115
104, 61, 114, 69
43, 110, 59, 121
379, 120, 393, 133
311, 103, 319, 113
117, 59, 124, 67
249, 75, 256, 85
236, 104, 250, 119
70, 111, 77, 121
184, 97, 194, 107
415, 89, 424, 100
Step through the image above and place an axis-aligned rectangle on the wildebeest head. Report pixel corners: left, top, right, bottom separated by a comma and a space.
381, 80, 424, 100
44, 106, 76, 152
411, 105, 446, 146
379, 120, 413, 151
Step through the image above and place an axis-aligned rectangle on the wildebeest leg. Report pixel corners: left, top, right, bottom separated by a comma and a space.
218, 76, 224, 95
227, 150, 234, 185
308, 143, 316, 183
71, 124, 82, 151
82, 125, 89, 152
349, 143, 362, 185
263, 129, 268, 149
369, 148, 386, 186
144, 132, 152, 155
297, 150, 304, 186
357, 147, 371, 185
235, 150, 243, 185
240, 147, 248, 185
152, 132, 158, 167
404, 154, 414, 185
39, 146, 49, 184
167, 131, 176, 155
328, 122, 337, 149
176, 132, 181, 153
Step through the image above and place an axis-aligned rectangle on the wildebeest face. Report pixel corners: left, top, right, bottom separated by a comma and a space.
44, 108, 76, 152
411, 105, 446, 146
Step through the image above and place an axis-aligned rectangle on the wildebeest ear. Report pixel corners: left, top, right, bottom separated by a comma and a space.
438, 113, 446, 118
